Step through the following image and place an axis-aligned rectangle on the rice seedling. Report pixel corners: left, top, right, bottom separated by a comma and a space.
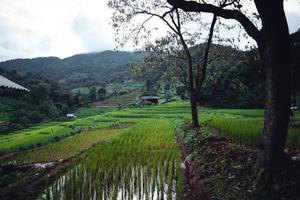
2, 101, 300, 200
0, 125, 72, 153
200, 111, 300, 149
9, 128, 125, 164
205, 108, 264, 118
37, 120, 183, 200
1, 101, 300, 154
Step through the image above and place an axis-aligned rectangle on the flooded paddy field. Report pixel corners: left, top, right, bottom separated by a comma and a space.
1, 102, 300, 200
38, 120, 183, 200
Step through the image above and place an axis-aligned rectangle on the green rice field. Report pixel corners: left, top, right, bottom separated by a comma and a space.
11, 128, 125, 163
38, 120, 183, 200
1, 101, 300, 199
1, 101, 300, 154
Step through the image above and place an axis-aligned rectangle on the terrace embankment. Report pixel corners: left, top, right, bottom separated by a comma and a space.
177, 134, 211, 200
0, 127, 126, 200
0, 160, 72, 200
176, 121, 300, 200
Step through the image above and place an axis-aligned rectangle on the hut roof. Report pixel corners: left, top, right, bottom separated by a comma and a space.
0, 75, 30, 92
140, 96, 160, 100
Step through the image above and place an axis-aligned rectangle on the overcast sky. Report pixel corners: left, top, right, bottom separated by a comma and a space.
0, 0, 299, 61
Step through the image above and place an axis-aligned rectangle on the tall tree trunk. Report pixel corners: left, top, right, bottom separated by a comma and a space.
255, 0, 291, 180
167, 0, 292, 184
190, 90, 199, 127
176, 15, 200, 128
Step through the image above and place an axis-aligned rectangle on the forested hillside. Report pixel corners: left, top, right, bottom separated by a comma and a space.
131, 33, 300, 108
1, 40, 298, 135
0, 68, 81, 132
131, 44, 266, 108
0, 51, 144, 88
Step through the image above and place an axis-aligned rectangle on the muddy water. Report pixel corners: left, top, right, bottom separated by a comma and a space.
37, 145, 183, 200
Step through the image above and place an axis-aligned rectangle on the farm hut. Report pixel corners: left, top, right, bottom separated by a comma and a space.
66, 114, 77, 119
0, 75, 30, 92
140, 96, 160, 105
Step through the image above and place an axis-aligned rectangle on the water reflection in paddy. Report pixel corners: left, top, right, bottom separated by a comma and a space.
38, 121, 183, 200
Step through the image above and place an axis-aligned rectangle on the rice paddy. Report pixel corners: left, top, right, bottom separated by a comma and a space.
1, 102, 300, 154
38, 120, 183, 200
200, 108, 300, 149
9, 128, 125, 164
1, 101, 300, 199
0, 123, 74, 153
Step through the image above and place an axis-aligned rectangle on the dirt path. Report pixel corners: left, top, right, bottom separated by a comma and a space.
0, 152, 16, 161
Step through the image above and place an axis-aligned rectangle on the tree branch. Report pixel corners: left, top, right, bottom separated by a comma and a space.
134, 10, 179, 35
196, 14, 217, 93
167, 0, 262, 42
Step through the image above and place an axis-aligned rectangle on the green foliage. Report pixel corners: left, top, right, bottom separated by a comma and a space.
0, 68, 84, 132
71, 80, 144, 105
97, 87, 106, 100
0, 97, 16, 123
88, 86, 97, 102
200, 49, 265, 108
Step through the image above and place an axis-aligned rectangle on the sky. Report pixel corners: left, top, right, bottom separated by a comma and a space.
0, 0, 299, 61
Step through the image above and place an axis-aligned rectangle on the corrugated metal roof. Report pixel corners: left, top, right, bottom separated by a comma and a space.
0, 75, 30, 92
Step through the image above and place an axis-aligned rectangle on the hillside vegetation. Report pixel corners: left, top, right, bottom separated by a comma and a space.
0, 51, 144, 88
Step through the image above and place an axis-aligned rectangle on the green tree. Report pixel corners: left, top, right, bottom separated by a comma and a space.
97, 87, 107, 100
89, 87, 97, 102
109, 0, 226, 127
200, 49, 265, 108
167, 0, 292, 183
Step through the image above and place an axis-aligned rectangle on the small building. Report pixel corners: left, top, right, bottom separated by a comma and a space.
140, 96, 160, 105
66, 114, 77, 119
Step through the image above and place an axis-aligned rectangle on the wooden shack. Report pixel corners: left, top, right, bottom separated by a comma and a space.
66, 114, 77, 119
140, 96, 160, 105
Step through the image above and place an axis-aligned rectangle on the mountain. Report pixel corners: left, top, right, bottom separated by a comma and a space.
0, 51, 144, 88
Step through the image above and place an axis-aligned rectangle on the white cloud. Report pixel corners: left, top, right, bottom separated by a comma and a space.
285, 0, 300, 33
0, 0, 117, 61
0, 0, 299, 61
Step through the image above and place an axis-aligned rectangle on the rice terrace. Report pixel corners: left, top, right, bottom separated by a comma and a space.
1, 0, 300, 200
1, 102, 300, 199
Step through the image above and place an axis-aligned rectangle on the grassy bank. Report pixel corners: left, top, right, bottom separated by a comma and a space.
176, 121, 300, 200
